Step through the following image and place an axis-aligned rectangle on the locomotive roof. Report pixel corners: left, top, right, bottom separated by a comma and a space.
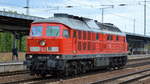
33, 13, 125, 36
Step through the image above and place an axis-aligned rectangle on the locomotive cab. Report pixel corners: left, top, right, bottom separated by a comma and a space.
27, 23, 71, 54
25, 22, 72, 76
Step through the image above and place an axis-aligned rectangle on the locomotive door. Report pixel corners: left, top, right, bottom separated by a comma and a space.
72, 31, 77, 54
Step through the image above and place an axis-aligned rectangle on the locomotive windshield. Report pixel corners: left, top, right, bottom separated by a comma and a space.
46, 26, 60, 36
31, 26, 43, 36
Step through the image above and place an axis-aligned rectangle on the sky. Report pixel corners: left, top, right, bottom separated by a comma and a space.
0, 0, 150, 35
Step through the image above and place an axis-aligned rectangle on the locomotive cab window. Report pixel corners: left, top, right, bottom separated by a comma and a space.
46, 26, 60, 36
63, 29, 70, 38
31, 26, 43, 36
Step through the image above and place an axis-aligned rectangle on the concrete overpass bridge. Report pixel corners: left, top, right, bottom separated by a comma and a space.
0, 11, 44, 53
0, 10, 43, 34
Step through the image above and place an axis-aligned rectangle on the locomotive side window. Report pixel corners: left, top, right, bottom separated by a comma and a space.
78, 31, 82, 39
123, 37, 126, 42
124, 37, 126, 42
83, 31, 86, 40
31, 26, 43, 36
73, 31, 76, 38
88, 32, 91, 40
46, 26, 60, 36
96, 33, 99, 40
116, 36, 119, 41
92, 32, 94, 40
63, 29, 70, 38
93, 33, 96, 40
107, 35, 113, 40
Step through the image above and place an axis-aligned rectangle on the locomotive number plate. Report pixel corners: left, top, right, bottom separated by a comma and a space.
30, 47, 40, 51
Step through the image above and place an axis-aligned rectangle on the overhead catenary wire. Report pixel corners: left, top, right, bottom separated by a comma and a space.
106, 12, 150, 27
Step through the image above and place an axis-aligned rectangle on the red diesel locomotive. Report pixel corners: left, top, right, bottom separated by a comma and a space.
25, 13, 128, 77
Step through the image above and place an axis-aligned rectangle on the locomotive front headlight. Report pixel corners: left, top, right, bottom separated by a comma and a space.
56, 56, 60, 59
40, 40, 46, 46
26, 55, 32, 59
29, 55, 32, 58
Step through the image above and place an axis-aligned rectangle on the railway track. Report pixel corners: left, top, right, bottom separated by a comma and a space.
0, 70, 29, 77
128, 56, 150, 61
0, 75, 58, 84
0, 56, 149, 77
53, 65, 150, 84
89, 68, 150, 84
1, 57, 150, 84
26, 65, 150, 84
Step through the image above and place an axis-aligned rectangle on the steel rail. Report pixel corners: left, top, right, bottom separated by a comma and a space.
1, 57, 150, 84
19, 61, 150, 84
0, 70, 29, 77
120, 73, 150, 84
88, 68, 150, 84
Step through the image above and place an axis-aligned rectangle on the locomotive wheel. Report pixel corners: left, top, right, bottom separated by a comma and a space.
77, 62, 82, 74
118, 57, 122, 69
109, 57, 117, 70
65, 63, 71, 77
65, 62, 78, 77
122, 56, 127, 66
82, 62, 89, 73
88, 61, 93, 71
84, 64, 89, 72
119, 57, 124, 69
114, 58, 119, 70
116, 56, 127, 69
72, 62, 78, 75
79, 62, 85, 73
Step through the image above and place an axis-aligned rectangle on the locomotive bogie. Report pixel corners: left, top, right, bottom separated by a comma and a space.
25, 54, 127, 76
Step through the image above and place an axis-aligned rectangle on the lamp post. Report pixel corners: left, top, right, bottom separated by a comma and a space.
24, 0, 29, 15
133, 18, 136, 33
144, 0, 146, 35
100, 5, 114, 23
101, 8, 104, 23
106, 4, 136, 34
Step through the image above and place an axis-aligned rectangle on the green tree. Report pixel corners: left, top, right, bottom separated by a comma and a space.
0, 32, 27, 52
